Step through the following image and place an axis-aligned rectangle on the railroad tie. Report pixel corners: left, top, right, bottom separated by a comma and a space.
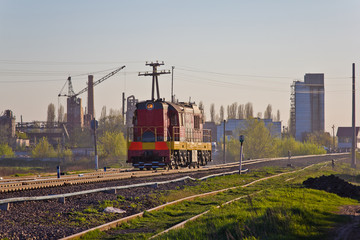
0, 203, 10, 211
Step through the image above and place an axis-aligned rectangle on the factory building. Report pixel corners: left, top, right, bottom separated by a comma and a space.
0, 110, 16, 141
336, 127, 360, 151
290, 73, 324, 141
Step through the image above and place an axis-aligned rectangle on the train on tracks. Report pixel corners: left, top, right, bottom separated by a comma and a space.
127, 62, 212, 170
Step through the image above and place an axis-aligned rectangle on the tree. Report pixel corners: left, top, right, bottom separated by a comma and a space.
47, 103, 56, 127
100, 106, 107, 126
237, 104, 245, 119
98, 131, 127, 165
58, 104, 64, 122
98, 108, 125, 137
227, 102, 237, 120
303, 131, 332, 147
32, 137, 56, 158
245, 102, 253, 119
239, 119, 276, 159
219, 105, 224, 123
198, 101, 205, 121
264, 104, 272, 119
0, 143, 14, 157
210, 104, 215, 122
276, 109, 280, 122
257, 112, 262, 118
226, 119, 276, 160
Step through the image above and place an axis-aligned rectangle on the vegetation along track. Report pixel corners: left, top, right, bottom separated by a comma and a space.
0, 153, 348, 240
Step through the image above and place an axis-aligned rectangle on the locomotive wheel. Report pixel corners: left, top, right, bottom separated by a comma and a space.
146, 168, 151, 170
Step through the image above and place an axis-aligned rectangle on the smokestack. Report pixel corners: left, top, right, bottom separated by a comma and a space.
88, 75, 94, 118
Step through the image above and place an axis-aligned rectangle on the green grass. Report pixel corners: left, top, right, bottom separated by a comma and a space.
77, 161, 360, 240
156, 187, 355, 240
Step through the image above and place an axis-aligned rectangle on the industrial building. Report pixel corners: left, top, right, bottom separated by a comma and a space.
0, 110, 16, 141
290, 73, 325, 141
336, 127, 360, 151
214, 118, 282, 143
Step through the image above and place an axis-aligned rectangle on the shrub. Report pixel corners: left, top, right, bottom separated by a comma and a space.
31, 137, 57, 158
0, 144, 14, 157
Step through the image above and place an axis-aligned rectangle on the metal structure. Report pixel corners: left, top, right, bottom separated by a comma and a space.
352, 63, 356, 168
138, 61, 170, 101
58, 66, 125, 130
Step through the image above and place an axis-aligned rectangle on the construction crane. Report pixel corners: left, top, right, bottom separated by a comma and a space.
58, 65, 126, 98
58, 66, 126, 130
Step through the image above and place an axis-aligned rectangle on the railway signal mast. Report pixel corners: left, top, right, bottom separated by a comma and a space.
139, 61, 170, 101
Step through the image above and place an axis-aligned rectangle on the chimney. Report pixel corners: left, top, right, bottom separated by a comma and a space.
88, 75, 94, 118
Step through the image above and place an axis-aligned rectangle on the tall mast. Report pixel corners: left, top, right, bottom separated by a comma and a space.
139, 61, 170, 100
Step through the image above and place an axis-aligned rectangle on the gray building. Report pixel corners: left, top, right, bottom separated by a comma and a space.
216, 119, 282, 143
291, 73, 324, 141
336, 127, 360, 151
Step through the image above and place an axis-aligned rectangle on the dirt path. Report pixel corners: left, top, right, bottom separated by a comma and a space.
334, 205, 360, 240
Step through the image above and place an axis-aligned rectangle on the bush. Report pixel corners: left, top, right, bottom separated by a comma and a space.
0, 144, 14, 157
31, 137, 57, 158
98, 131, 126, 159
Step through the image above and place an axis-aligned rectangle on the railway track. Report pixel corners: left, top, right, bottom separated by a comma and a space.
0, 153, 349, 240
0, 153, 347, 193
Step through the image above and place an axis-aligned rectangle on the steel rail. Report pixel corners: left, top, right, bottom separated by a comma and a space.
0, 153, 347, 193
61, 161, 325, 240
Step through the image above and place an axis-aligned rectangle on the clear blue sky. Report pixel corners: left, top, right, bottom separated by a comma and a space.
1, 0, 359, 132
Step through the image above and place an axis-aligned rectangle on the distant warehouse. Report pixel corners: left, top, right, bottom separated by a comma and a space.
336, 127, 360, 151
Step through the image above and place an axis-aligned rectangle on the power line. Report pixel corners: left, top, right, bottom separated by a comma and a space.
177, 66, 351, 80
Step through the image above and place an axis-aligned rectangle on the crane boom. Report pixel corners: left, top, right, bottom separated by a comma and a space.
74, 65, 126, 97
58, 66, 126, 97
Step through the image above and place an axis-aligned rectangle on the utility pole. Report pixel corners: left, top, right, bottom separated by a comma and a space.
122, 92, 125, 124
352, 63, 356, 168
332, 124, 335, 151
223, 120, 226, 164
139, 61, 170, 101
91, 118, 99, 170
171, 66, 175, 103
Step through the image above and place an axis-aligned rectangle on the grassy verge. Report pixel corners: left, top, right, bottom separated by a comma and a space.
76, 161, 359, 240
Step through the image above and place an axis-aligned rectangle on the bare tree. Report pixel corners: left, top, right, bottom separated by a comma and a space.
100, 106, 107, 126
257, 112, 262, 118
237, 104, 245, 119
245, 102, 253, 119
264, 104, 272, 119
219, 105, 224, 122
58, 104, 64, 122
227, 102, 237, 120
199, 101, 205, 121
47, 103, 56, 126
276, 109, 280, 122
210, 103, 215, 122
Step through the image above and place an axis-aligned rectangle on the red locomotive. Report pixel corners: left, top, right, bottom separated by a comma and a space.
127, 62, 211, 170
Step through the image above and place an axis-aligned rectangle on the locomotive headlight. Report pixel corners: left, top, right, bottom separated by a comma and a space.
146, 102, 154, 110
